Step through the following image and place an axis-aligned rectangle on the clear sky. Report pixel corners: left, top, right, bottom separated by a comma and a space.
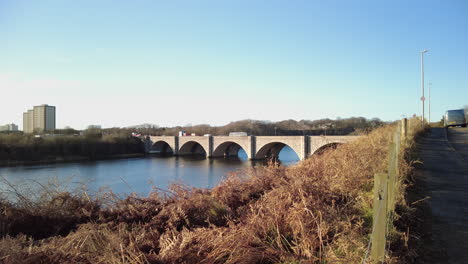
1, 0, 467, 129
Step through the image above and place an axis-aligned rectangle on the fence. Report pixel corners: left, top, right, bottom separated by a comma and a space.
363, 118, 409, 263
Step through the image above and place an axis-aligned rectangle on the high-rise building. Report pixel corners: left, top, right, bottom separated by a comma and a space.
22, 104, 56, 133
0, 124, 18, 131
33, 104, 56, 132
23, 112, 29, 133
23, 110, 35, 133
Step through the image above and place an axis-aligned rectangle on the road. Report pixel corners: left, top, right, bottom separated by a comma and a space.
447, 127, 468, 161
419, 127, 468, 263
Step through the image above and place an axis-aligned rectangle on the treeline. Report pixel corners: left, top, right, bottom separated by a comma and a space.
0, 133, 144, 163
0, 117, 384, 163
125, 117, 385, 136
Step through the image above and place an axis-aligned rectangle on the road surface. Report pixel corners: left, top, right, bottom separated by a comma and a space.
419, 127, 468, 263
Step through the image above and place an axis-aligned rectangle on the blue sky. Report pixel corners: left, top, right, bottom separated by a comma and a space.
1, 0, 467, 129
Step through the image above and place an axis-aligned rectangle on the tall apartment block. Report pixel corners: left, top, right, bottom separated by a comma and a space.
0, 124, 18, 131
23, 104, 56, 133
23, 110, 34, 133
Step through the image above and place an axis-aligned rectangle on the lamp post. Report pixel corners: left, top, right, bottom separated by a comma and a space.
428, 82, 432, 123
420, 49, 429, 124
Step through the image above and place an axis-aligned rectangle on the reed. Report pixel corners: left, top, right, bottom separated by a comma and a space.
0, 122, 423, 263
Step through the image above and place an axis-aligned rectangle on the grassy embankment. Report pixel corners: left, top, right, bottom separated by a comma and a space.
0, 121, 424, 263
0, 133, 145, 166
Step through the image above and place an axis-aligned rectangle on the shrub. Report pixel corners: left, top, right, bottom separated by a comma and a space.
2, 124, 419, 263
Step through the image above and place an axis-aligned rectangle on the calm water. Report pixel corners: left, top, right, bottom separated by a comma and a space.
0, 147, 299, 199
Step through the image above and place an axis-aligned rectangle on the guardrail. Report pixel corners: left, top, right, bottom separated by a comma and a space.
363, 118, 408, 263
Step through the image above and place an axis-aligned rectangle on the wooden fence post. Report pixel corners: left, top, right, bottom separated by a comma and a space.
371, 173, 388, 263
401, 118, 407, 142
368, 125, 402, 263
387, 141, 396, 213
387, 123, 401, 213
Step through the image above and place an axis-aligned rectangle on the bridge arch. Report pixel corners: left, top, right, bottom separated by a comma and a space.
255, 136, 306, 160
312, 142, 342, 155
151, 141, 174, 155
147, 136, 178, 155
212, 136, 252, 160
179, 141, 207, 156
309, 136, 359, 158
254, 142, 300, 160
212, 141, 247, 159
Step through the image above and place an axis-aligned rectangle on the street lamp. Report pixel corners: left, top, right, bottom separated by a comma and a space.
428, 82, 432, 123
420, 49, 429, 124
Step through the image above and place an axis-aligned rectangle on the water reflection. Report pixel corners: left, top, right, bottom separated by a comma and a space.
0, 146, 299, 198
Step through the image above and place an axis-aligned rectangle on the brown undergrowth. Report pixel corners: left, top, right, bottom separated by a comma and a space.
388, 120, 431, 263
1, 125, 402, 263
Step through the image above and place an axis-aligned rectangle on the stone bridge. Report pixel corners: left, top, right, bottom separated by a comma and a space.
143, 135, 360, 161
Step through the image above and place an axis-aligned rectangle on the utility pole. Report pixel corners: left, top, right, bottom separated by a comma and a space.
428, 82, 432, 123
420, 49, 428, 125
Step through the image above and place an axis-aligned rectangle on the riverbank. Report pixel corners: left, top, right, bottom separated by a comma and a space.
0, 153, 146, 168
0, 123, 423, 263
0, 133, 145, 168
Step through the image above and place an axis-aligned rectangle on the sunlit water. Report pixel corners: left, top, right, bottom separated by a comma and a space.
0, 147, 299, 199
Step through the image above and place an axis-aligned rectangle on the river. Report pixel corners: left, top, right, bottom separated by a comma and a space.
0, 147, 299, 199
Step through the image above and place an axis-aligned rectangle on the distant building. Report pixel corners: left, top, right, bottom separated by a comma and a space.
0, 123, 18, 132
87, 125, 102, 129
23, 112, 29, 133
23, 104, 56, 133
23, 109, 34, 133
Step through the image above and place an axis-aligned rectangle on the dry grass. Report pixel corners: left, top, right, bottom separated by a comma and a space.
0, 123, 422, 263
387, 119, 429, 263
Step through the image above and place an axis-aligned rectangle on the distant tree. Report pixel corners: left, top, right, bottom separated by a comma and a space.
70, 117, 391, 138
54, 128, 79, 135
82, 128, 102, 139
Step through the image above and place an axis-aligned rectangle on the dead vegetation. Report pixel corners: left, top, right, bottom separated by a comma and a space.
388, 120, 431, 263
0, 124, 421, 263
